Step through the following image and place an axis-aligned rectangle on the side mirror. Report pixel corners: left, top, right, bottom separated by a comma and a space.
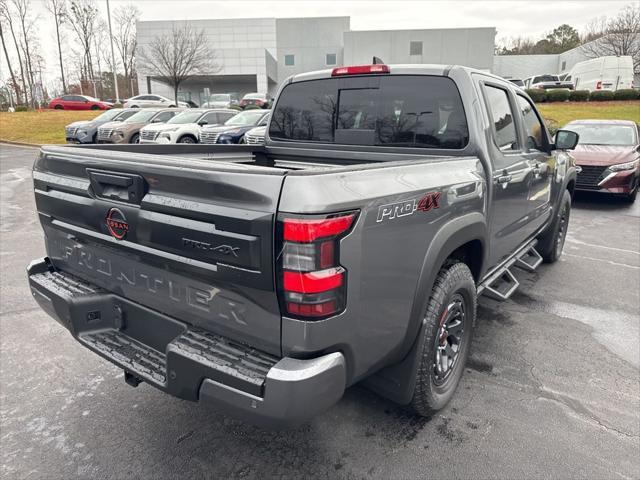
198, 121, 208, 126
554, 129, 579, 150
636, 144, 640, 153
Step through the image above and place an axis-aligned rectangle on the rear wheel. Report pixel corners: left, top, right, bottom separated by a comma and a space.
130, 105, 139, 108
54, 105, 63, 110
538, 189, 571, 263
410, 262, 476, 417
90, 105, 100, 110
178, 135, 196, 144
130, 133, 140, 144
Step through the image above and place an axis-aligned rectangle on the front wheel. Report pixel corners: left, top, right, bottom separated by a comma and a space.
537, 189, 571, 263
54, 105, 63, 110
90, 105, 100, 110
130, 133, 140, 144
177, 135, 196, 144
623, 179, 638, 203
410, 262, 476, 417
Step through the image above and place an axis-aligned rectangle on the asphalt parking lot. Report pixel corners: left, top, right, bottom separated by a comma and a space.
1, 143, 638, 480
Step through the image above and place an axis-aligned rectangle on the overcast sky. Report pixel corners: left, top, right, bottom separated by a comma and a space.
2, 0, 631, 88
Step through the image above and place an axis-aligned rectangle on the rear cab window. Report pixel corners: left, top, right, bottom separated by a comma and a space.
269, 75, 469, 149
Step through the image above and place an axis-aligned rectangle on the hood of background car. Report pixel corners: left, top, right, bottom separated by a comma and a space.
142, 122, 196, 133
201, 125, 252, 135
66, 120, 92, 129
572, 144, 638, 167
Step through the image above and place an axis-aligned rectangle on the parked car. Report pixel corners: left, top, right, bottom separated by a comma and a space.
201, 93, 240, 108
241, 125, 267, 144
49, 95, 113, 110
65, 108, 138, 144
508, 78, 525, 88
123, 94, 189, 109
565, 119, 639, 201
199, 110, 270, 144
566, 56, 634, 92
139, 108, 237, 144
96, 108, 182, 144
524, 74, 573, 90
27, 63, 579, 427
239, 93, 271, 109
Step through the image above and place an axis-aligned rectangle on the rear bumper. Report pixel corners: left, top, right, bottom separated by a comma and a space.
27, 257, 346, 427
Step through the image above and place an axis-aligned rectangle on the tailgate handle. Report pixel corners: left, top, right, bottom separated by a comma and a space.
87, 169, 146, 204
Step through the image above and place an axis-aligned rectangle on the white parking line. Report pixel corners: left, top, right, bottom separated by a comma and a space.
564, 252, 640, 269
566, 237, 640, 255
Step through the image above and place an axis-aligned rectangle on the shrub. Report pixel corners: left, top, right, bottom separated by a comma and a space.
243, 104, 261, 110
544, 118, 560, 136
525, 88, 547, 103
14, 105, 28, 112
569, 90, 590, 102
546, 89, 571, 102
111, 103, 124, 109
589, 90, 614, 101
229, 105, 242, 111
613, 89, 640, 101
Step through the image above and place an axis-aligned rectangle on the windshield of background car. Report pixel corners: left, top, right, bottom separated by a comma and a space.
533, 75, 559, 83
124, 110, 159, 123
167, 111, 204, 124
225, 110, 267, 126
269, 75, 469, 149
209, 94, 230, 101
96, 109, 123, 122
114, 110, 139, 121
568, 124, 637, 146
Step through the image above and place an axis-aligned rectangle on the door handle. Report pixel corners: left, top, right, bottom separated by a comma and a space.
497, 174, 512, 184
532, 163, 542, 176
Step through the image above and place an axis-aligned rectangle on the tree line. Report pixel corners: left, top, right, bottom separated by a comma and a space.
0, 0, 140, 107
496, 4, 639, 75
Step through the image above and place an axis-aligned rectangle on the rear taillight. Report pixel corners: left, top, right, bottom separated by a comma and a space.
277, 211, 358, 319
596, 81, 602, 90
331, 64, 390, 76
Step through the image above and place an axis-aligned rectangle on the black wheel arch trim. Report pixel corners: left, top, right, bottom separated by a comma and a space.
364, 212, 487, 404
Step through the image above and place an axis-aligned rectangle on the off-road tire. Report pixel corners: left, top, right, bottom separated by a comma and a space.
537, 189, 571, 263
410, 262, 476, 417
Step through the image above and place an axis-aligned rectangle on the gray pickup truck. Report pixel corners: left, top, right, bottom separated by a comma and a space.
27, 64, 579, 427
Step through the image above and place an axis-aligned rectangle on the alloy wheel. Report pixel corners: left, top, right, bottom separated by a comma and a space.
433, 293, 466, 385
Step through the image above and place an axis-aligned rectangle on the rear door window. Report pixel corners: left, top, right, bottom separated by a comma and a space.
516, 95, 547, 151
269, 75, 468, 149
483, 85, 518, 151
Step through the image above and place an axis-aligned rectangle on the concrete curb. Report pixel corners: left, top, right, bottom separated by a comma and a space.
0, 139, 42, 148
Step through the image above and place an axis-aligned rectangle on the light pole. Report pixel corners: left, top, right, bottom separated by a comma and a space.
106, 0, 120, 102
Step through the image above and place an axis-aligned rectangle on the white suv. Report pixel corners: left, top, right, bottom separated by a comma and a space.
139, 109, 237, 144
123, 94, 189, 109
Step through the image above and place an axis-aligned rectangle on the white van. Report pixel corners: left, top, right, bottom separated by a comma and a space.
567, 56, 634, 91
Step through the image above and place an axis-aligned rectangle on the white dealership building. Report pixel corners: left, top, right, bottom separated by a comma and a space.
135, 17, 496, 105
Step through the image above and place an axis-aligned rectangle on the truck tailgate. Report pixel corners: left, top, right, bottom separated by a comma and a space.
33, 146, 285, 355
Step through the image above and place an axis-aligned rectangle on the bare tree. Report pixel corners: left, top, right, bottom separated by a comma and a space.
138, 23, 219, 104
12, 0, 38, 107
0, 0, 26, 104
68, 0, 99, 85
113, 4, 139, 97
581, 5, 640, 75
0, 18, 20, 103
45, 0, 67, 93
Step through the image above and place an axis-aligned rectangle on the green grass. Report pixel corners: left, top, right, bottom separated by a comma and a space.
0, 110, 102, 145
537, 101, 640, 128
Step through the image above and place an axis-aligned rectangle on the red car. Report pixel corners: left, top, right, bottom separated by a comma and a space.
239, 93, 270, 109
566, 119, 639, 202
49, 95, 113, 111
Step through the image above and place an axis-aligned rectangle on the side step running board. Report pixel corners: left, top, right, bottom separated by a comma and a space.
514, 245, 543, 272
477, 240, 541, 301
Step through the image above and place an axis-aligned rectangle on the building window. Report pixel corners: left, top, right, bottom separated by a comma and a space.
410, 41, 423, 56
561, 61, 566, 71
284, 54, 295, 66
326, 53, 337, 66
